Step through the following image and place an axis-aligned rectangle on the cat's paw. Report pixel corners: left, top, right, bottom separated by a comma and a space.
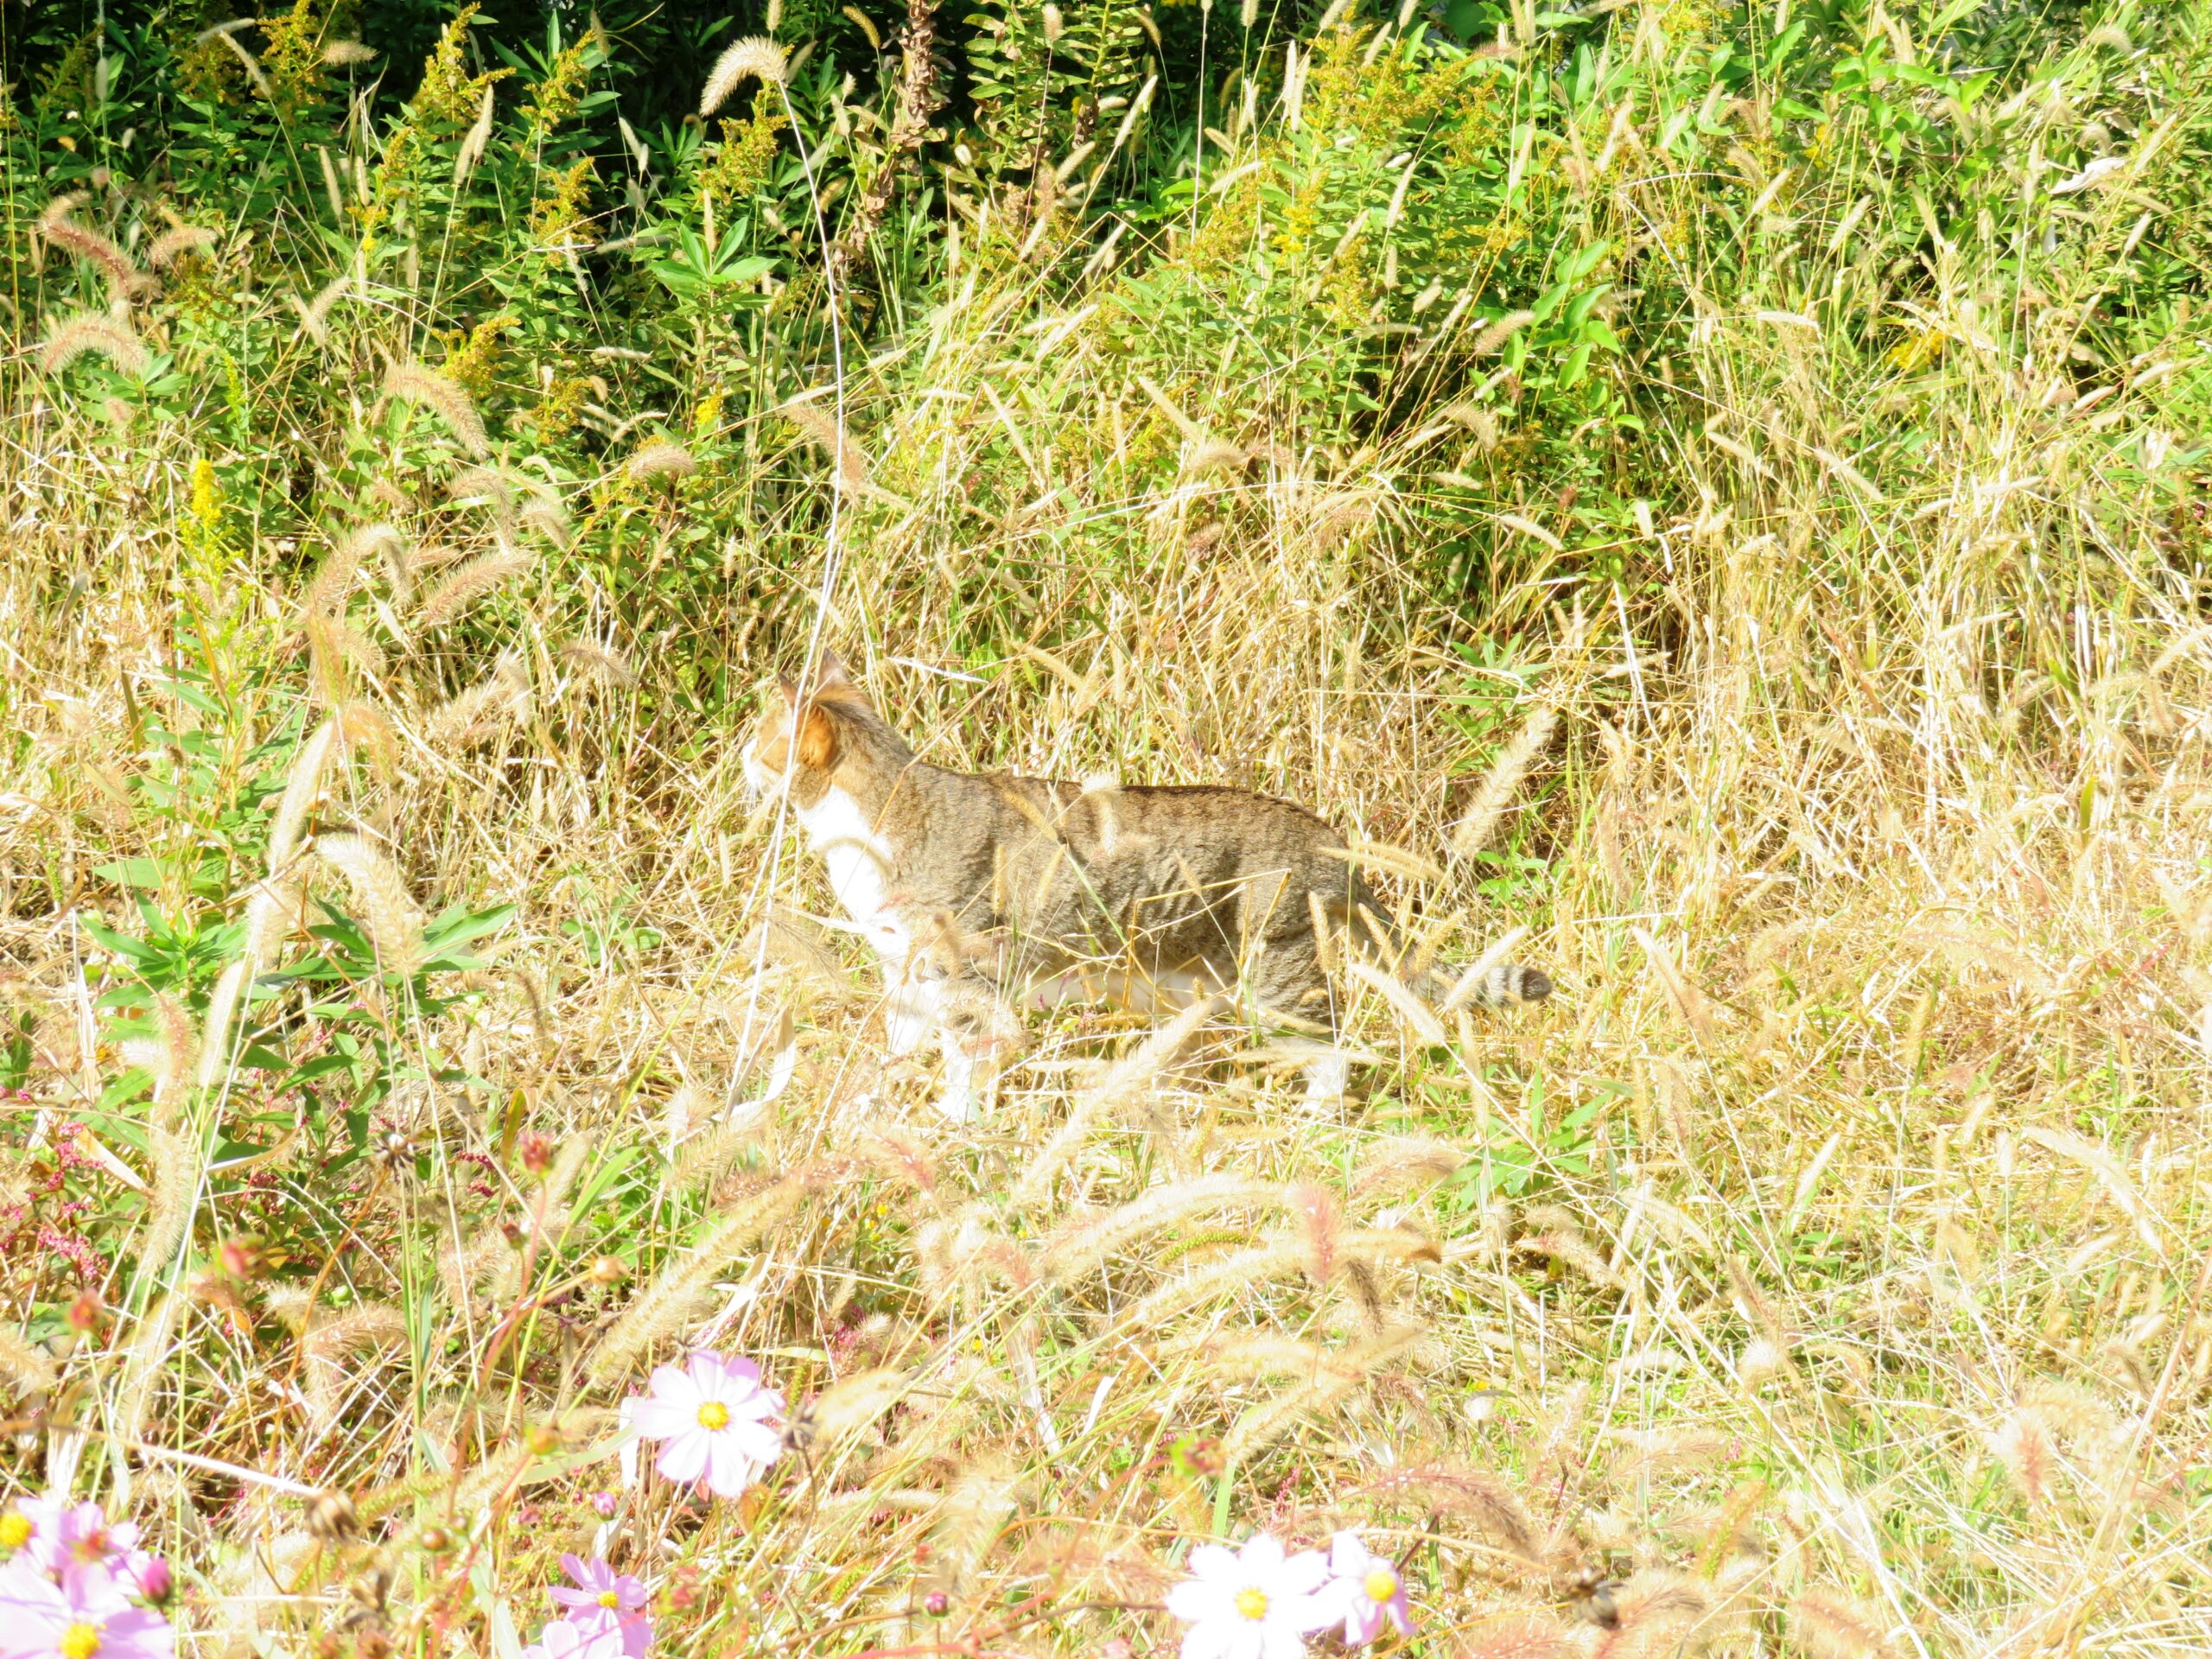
930, 1079, 979, 1123
1301, 1049, 1351, 1106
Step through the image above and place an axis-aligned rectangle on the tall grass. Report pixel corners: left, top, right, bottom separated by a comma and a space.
3, 1, 2211, 1656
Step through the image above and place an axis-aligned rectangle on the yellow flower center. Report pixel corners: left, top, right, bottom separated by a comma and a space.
60, 1624, 102, 1659
1364, 1568, 1399, 1604
0, 1510, 30, 1549
1234, 1588, 1269, 1621
598, 1592, 621, 1610
696, 1401, 730, 1431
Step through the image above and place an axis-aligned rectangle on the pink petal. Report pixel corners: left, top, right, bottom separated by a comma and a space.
702, 1434, 756, 1498
728, 1421, 785, 1468
100, 1607, 175, 1659
653, 1427, 710, 1486
1165, 1580, 1221, 1622
0, 1562, 65, 1617
1185, 1545, 1239, 1583
1277, 1550, 1330, 1596
684, 1351, 730, 1394
1238, 1535, 1285, 1571
628, 1392, 699, 1441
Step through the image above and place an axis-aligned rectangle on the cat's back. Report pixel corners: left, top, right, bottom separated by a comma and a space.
977, 771, 1349, 877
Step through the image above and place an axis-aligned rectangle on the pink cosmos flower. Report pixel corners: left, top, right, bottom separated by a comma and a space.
587, 1491, 620, 1520
629, 1352, 784, 1499
0, 1501, 149, 1593
0, 1557, 174, 1659
550, 1555, 651, 1658
48, 1506, 143, 1582
1165, 1534, 1333, 1659
520, 1618, 628, 1659
0, 1500, 60, 1573
1320, 1533, 1415, 1645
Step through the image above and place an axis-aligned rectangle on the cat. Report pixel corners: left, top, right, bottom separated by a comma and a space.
741, 654, 1550, 1120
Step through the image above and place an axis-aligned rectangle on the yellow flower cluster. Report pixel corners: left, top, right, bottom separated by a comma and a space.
438, 315, 518, 398
700, 94, 790, 208
531, 157, 598, 264
261, 0, 334, 115
524, 26, 606, 142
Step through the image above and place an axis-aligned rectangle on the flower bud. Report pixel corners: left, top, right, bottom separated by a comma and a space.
517, 1132, 554, 1174
137, 1556, 175, 1605
219, 1236, 264, 1279
66, 1289, 105, 1333
921, 1592, 950, 1618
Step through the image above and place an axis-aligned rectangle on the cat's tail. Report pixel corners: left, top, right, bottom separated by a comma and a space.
1440, 960, 1554, 1008
1341, 886, 1553, 1010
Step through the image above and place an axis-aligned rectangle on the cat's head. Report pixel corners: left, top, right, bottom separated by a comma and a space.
741, 652, 902, 805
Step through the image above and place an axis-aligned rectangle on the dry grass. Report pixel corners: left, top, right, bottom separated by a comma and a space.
3, 16, 2211, 1659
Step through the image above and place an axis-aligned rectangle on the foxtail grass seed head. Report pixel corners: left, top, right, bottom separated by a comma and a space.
314, 833, 426, 976
268, 720, 340, 870
628, 438, 697, 482
518, 494, 572, 546
135, 1123, 194, 1282
1450, 702, 1558, 856
559, 639, 638, 687
292, 276, 352, 342
384, 361, 491, 457
701, 37, 789, 115
779, 400, 875, 493
35, 194, 152, 298
417, 550, 535, 629
147, 226, 218, 268
40, 312, 152, 376
322, 39, 378, 66
1470, 309, 1536, 355
0, 1325, 59, 1400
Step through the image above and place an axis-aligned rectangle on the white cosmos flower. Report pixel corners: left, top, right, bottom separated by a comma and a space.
1166, 1534, 1333, 1659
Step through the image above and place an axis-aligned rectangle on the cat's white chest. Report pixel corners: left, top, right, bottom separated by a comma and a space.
794, 785, 902, 958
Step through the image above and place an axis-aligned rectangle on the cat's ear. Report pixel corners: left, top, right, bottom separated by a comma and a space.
776, 674, 802, 705
794, 704, 839, 770
817, 650, 854, 689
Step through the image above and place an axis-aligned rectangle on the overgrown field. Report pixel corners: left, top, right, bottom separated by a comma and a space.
3, 0, 2211, 1656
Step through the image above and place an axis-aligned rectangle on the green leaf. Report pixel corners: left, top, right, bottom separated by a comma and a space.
422, 904, 518, 954
79, 916, 163, 965
93, 859, 170, 891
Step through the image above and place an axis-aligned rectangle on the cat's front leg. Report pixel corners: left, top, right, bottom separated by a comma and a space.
930, 983, 1027, 1122
882, 973, 939, 1057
